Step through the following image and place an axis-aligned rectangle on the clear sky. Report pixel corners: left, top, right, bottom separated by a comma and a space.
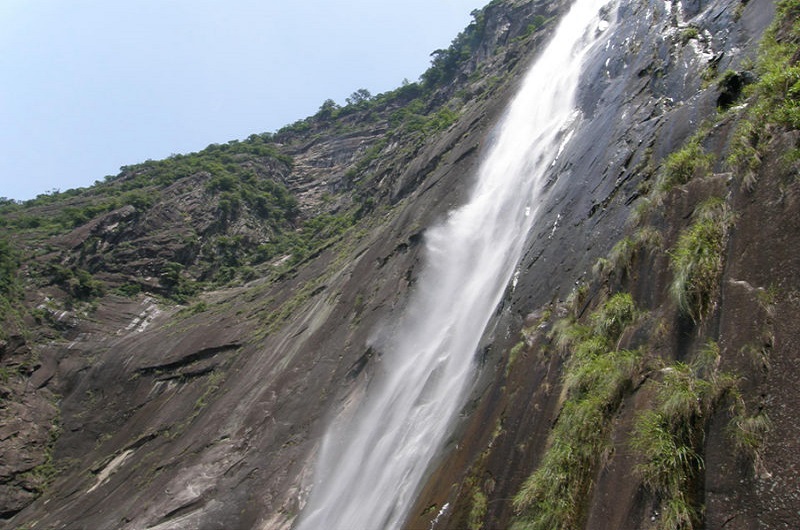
0, 0, 486, 201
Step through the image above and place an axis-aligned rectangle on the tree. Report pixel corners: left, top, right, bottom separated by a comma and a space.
317, 98, 341, 119
346, 88, 372, 106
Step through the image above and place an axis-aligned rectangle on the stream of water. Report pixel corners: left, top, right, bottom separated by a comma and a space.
296, 1, 616, 528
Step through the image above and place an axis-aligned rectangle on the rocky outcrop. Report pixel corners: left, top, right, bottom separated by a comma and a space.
0, 335, 59, 520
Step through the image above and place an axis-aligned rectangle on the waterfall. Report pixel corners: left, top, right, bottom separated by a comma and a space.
296, 1, 616, 528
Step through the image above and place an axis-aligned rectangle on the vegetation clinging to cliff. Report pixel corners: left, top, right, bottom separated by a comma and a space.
0, 238, 21, 341
631, 342, 737, 529
669, 198, 735, 322
512, 293, 641, 530
727, 0, 800, 181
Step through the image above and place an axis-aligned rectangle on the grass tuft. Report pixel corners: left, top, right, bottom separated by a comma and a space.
729, 410, 772, 476
513, 295, 641, 530
590, 292, 637, 342
669, 199, 734, 322
631, 342, 736, 529
656, 136, 714, 193
726, 0, 800, 188
594, 228, 663, 281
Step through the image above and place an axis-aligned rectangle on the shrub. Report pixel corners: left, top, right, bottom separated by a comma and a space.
0, 238, 19, 297
680, 27, 700, 44
121, 190, 155, 210
506, 340, 526, 375
206, 174, 237, 193
427, 107, 459, 132
420, 7, 489, 89
0, 239, 21, 340
345, 88, 372, 107
520, 15, 548, 38
316, 98, 341, 120
632, 405, 702, 529
115, 283, 141, 297
728, 117, 764, 190
46, 264, 104, 300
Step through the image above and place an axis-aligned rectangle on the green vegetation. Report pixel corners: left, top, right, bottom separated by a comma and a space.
516, 16, 549, 42
468, 489, 488, 530
593, 227, 663, 280
0, 134, 294, 235
402, 105, 460, 135
158, 261, 200, 301
20, 420, 62, 494
0, 237, 33, 338
0, 0, 587, 323
631, 342, 736, 529
506, 340, 527, 376
163, 370, 227, 440
727, 0, 800, 185
419, 5, 549, 94
2, 128, 307, 303
115, 136, 292, 190
728, 409, 772, 475
193, 370, 225, 411
422, 9, 490, 88
680, 27, 700, 44
669, 198, 734, 322
0, 0, 544, 311
258, 275, 327, 335
755, 0, 800, 129
513, 293, 641, 530
511, 5, 795, 528
251, 211, 357, 271
114, 282, 142, 297
656, 132, 714, 193
0, 239, 20, 328
204, 167, 298, 225
45, 264, 105, 302
588, 292, 637, 340
299, 1, 533, 140
344, 138, 390, 185
458, 416, 506, 530
346, 88, 373, 107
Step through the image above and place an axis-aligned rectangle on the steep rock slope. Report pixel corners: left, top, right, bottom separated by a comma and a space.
1, 1, 570, 528
0, 0, 797, 529
406, 0, 799, 529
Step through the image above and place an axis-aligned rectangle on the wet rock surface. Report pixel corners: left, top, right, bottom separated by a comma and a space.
405, 0, 796, 529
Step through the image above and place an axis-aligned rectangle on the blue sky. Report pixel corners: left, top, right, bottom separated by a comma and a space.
0, 0, 486, 201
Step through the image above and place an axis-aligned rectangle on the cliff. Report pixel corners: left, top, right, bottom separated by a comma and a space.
0, 0, 797, 528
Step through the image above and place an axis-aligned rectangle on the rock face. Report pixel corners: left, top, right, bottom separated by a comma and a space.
1, 0, 797, 529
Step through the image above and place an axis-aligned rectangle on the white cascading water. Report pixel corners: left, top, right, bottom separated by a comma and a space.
296, 1, 615, 528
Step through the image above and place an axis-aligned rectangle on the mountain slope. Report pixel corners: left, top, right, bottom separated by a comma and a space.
406, 0, 798, 528
0, 1, 571, 527
1, 0, 798, 529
